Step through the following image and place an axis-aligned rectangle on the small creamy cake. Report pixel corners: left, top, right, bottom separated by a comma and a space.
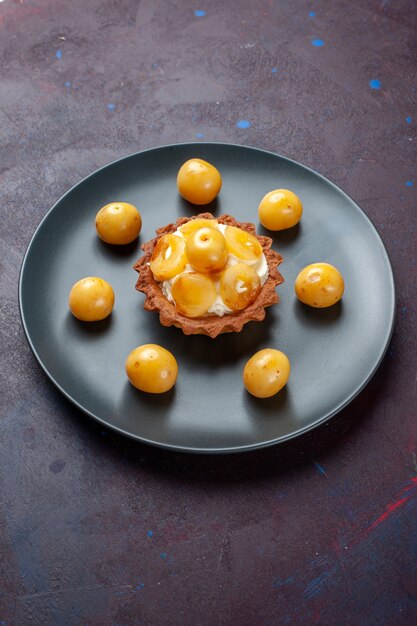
134, 213, 284, 338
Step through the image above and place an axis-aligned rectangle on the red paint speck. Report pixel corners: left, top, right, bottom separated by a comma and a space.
365, 495, 411, 534
350, 477, 417, 547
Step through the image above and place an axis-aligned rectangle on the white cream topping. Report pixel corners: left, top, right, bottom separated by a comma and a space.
160, 223, 269, 316
207, 295, 232, 316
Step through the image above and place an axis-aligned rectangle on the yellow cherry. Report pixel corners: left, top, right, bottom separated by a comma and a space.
95, 202, 142, 244
150, 234, 187, 282
177, 158, 222, 205
224, 226, 262, 261
185, 227, 228, 274
258, 189, 303, 231
295, 262, 344, 308
178, 218, 219, 237
243, 349, 290, 398
171, 272, 217, 317
69, 277, 114, 321
220, 263, 261, 311
126, 344, 178, 393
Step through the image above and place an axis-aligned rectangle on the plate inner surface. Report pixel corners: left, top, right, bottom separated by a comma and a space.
19, 144, 395, 452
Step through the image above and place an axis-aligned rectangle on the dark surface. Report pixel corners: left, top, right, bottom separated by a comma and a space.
1, 0, 416, 624
19, 143, 395, 452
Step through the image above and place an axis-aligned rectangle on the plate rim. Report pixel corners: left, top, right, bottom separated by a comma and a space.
18, 142, 396, 454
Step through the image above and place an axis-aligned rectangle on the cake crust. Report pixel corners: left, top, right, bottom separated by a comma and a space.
134, 213, 284, 338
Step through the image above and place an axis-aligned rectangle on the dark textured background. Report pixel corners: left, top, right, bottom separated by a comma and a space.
1, 0, 416, 624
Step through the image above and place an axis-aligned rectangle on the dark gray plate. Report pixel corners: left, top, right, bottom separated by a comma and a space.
19, 143, 395, 453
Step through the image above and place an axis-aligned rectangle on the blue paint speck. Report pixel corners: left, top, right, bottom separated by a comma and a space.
304, 565, 338, 600
56, 49, 62, 59
151, 62, 159, 69
147, 530, 153, 537
406, 116, 412, 123
136, 583, 145, 590
194, 10, 206, 17
236, 119, 251, 129
107, 103, 116, 112
369, 79, 381, 89
309, 11, 316, 17
314, 461, 327, 476
160, 552, 168, 560
406, 181, 413, 187
273, 575, 296, 588
196, 132, 205, 138
401, 306, 407, 316
311, 39, 324, 47
271, 67, 278, 73
64, 81, 71, 88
